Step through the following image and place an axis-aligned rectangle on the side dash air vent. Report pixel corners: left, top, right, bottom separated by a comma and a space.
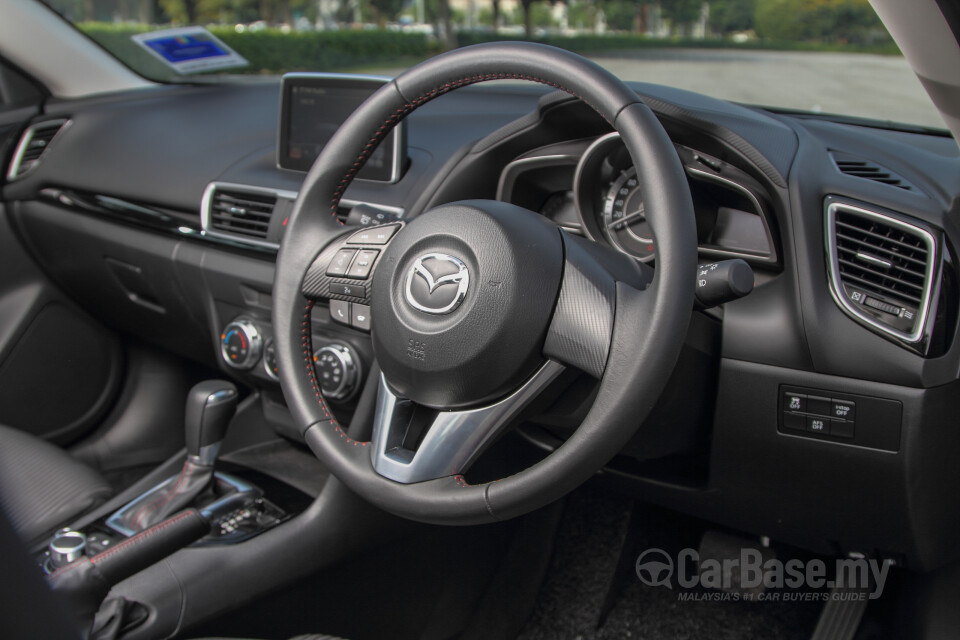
201, 183, 294, 249
830, 151, 913, 191
825, 199, 938, 345
6, 119, 70, 180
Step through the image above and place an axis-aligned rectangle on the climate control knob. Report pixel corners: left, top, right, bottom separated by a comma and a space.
220, 319, 263, 370
312, 343, 360, 400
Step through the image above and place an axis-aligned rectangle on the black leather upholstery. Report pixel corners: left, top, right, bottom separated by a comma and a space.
0, 424, 112, 545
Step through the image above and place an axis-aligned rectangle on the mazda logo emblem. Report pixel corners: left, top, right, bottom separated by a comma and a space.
404, 253, 469, 315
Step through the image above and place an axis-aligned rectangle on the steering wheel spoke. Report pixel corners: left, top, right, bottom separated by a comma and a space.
370, 361, 565, 483
543, 231, 655, 377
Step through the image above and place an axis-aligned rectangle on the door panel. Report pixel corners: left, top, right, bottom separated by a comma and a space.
0, 205, 123, 444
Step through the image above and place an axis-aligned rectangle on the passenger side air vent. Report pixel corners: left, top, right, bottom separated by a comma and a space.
6, 119, 70, 181
201, 183, 296, 250
830, 151, 913, 191
825, 198, 939, 345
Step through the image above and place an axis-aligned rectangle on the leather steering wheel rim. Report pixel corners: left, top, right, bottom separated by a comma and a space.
272, 42, 697, 525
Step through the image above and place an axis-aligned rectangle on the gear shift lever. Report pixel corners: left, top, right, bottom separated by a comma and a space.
117, 380, 238, 532
185, 380, 239, 465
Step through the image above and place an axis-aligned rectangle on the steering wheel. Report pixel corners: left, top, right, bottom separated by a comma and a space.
273, 42, 697, 525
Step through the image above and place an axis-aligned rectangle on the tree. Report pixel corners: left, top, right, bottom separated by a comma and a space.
660, 0, 700, 33
368, 0, 404, 24
710, 0, 755, 34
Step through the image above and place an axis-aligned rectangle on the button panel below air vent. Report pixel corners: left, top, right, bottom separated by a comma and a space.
825, 198, 938, 345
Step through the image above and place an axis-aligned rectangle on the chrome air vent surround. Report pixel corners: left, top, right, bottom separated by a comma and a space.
825, 197, 939, 345
7, 119, 70, 181
201, 183, 294, 250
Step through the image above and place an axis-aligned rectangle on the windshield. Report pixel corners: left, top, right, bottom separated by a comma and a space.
39, 0, 944, 130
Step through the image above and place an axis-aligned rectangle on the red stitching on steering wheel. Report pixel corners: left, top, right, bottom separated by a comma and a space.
311, 72, 614, 459
301, 300, 368, 446
328, 72, 610, 222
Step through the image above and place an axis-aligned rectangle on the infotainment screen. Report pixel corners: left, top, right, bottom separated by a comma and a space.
278, 74, 406, 182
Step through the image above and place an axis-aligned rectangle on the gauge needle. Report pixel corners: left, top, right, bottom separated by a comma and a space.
607, 207, 645, 229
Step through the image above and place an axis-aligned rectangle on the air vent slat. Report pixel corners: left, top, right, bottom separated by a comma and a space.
836, 259, 925, 294
835, 241, 927, 268
834, 220, 927, 255
830, 151, 913, 191
827, 200, 938, 344
7, 120, 69, 180
205, 186, 277, 242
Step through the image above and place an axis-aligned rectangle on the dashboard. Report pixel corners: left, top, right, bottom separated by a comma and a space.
5, 74, 960, 571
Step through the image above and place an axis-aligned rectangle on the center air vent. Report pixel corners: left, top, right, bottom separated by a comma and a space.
201, 183, 296, 249
830, 151, 913, 191
7, 119, 70, 181
825, 198, 938, 345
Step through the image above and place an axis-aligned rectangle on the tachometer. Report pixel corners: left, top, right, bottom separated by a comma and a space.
602, 167, 655, 261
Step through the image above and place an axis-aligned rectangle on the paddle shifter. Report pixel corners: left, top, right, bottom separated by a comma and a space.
112, 381, 238, 533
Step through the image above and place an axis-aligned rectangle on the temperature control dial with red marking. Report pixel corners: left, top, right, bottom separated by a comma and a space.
220, 320, 263, 370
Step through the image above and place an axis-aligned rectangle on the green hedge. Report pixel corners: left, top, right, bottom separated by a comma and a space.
76, 22, 899, 82
76, 23, 436, 80
455, 32, 901, 56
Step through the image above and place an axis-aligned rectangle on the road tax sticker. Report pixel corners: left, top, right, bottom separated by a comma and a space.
131, 27, 248, 74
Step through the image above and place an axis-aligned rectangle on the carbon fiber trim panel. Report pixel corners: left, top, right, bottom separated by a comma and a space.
543, 232, 616, 378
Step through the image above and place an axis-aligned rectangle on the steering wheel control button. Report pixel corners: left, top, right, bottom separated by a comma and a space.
404, 253, 470, 315
352, 304, 371, 331
346, 249, 379, 279
330, 300, 350, 326
348, 224, 399, 245
332, 283, 365, 299
220, 320, 263, 370
807, 417, 830, 434
325, 249, 357, 277
832, 399, 856, 421
263, 340, 279, 381
312, 344, 359, 400
784, 392, 806, 413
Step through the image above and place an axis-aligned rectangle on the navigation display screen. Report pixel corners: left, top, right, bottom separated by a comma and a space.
278, 74, 405, 182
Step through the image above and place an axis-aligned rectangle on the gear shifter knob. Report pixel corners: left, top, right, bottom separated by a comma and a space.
185, 380, 238, 464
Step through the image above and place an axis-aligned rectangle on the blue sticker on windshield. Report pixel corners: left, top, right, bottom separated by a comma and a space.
132, 27, 247, 75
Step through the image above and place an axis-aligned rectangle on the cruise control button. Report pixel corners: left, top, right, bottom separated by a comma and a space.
784, 392, 806, 413
325, 249, 357, 277
807, 417, 830, 434
330, 300, 350, 325
331, 283, 365, 299
348, 224, 399, 245
351, 304, 371, 331
806, 395, 831, 416
831, 399, 856, 421
346, 249, 379, 279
